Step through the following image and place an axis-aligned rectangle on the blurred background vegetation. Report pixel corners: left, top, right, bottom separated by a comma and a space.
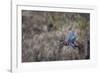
22, 10, 90, 62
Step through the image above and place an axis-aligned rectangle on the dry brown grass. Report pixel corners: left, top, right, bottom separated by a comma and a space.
22, 10, 90, 62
